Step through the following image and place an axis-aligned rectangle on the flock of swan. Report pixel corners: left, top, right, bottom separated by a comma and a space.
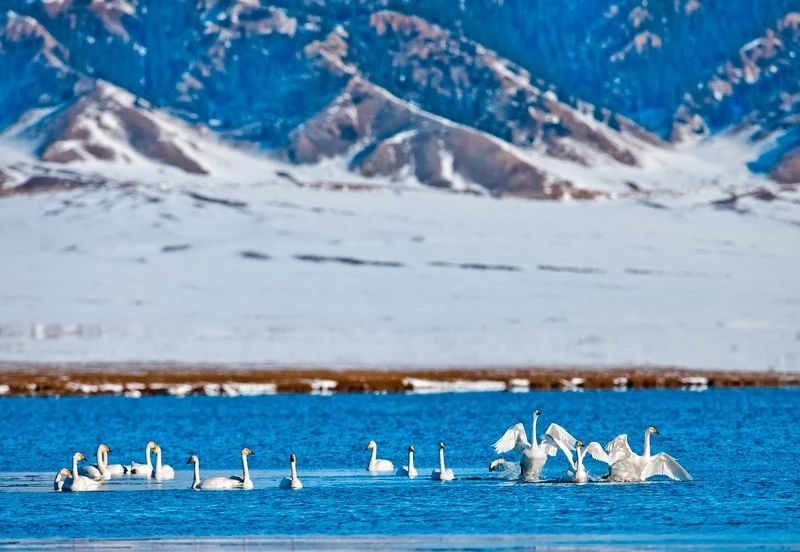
51, 410, 690, 492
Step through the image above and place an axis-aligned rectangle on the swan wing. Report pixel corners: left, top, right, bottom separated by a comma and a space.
643, 453, 692, 481
584, 442, 612, 465
605, 434, 634, 464
492, 423, 529, 454
542, 423, 577, 456
541, 434, 575, 470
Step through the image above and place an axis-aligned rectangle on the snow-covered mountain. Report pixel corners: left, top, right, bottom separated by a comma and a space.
1, 2, 800, 196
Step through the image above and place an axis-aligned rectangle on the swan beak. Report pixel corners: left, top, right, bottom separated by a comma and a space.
185, 457, 193, 464
535, 410, 541, 416
106, 447, 112, 454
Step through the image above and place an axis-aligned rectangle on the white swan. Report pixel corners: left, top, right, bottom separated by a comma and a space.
491, 410, 559, 481
128, 441, 156, 477
100, 447, 126, 478
152, 443, 175, 481
80, 444, 111, 480
279, 453, 303, 490
365, 440, 394, 472
543, 432, 612, 483
604, 426, 692, 482
187, 448, 255, 490
53, 468, 72, 491
396, 445, 418, 478
431, 442, 455, 481
66, 452, 103, 492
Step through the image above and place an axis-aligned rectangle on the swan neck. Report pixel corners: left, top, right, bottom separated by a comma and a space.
72, 456, 79, 477
439, 448, 446, 472
369, 446, 377, 469
643, 431, 651, 458
532, 415, 539, 447
99, 449, 107, 469
193, 460, 200, 488
408, 450, 415, 471
290, 460, 297, 480
97, 445, 105, 467
145, 445, 153, 468
242, 454, 251, 482
156, 448, 162, 471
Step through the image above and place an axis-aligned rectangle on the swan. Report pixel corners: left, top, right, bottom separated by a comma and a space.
604, 426, 692, 482
543, 432, 612, 483
186, 448, 255, 490
66, 452, 103, 492
152, 443, 175, 480
431, 442, 455, 481
80, 444, 111, 481
128, 441, 156, 477
53, 468, 72, 491
279, 453, 303, 490
365, 440, 394, 472
491, 410, 559, 481
396, 445, 418, 478
100, 447, 126, 478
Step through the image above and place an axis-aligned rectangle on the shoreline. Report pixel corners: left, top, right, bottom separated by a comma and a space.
0, 362, 798, 397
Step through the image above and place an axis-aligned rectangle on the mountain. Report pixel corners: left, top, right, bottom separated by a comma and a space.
1, 1, 800, 197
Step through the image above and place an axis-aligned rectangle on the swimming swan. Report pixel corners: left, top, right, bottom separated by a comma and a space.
66, 452, 103, 492
365, 440, 394, 472
53, 468, 72, 491
187, 449, 255, 490
279, 453, 303, 490
396, 445, 418, 478
152, 444, 175, 480
491, 410, 559, 481
431, 442, 455, 481
128, 441, 156, 477
604, 426, 692, 482
543, 433, 612, 483
100, 447, 126, 477
80, 444, 111, 480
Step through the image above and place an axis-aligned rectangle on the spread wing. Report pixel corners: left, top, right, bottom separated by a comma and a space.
541, 433, 575, 471
492, 423, 529, 454
605, 434, 634, 464
542, 423, 577, 457
643, 453, 692, 481
584, 441, 612, 465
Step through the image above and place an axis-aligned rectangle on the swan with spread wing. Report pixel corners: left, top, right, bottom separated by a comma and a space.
604, 426, 691, 482
542, 428, 612, 483
490, 410, 561, 481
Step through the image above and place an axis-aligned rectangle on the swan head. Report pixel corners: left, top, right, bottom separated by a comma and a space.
73, 452, 86, 462
146, 441, 157, 449
152, 444, 161, 454
534, 409, 541, 417
99, 444, 111, 454
438, 442, 445, 450
408, 445, 415, 453
59, 468, 72, 477
185, 454, 199, 465
575, 440, 584, 448
365, 440, 377, 450
242, 447, 254, 456
290, 453, 296, 463
647, 426, 659, 435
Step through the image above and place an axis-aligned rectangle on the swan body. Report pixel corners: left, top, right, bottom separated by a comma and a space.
152, 444, 175, 480
66, 452, 103, 492
187, 449, 254, 490
431, 442, 454, 481
80, 444, 111, 481
604, 426, 692, 482
53, 468, 72, 491
543, 429, 612, 484
100, 447, 127, 477
128, 441, 156, 478
279, 453, 303, 490
396, 445, 418, 478
365, 440, 394, 472
492, 410, 559, 481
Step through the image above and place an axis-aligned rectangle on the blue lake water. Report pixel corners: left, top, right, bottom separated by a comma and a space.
0, 389, 797, 548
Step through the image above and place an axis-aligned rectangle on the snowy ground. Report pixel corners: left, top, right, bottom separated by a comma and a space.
0, 179, 798, 371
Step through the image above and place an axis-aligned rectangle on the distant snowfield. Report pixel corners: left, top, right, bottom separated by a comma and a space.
0, 179, 798, 371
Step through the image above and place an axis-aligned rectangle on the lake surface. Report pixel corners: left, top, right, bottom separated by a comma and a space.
0, 389, 797, 548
